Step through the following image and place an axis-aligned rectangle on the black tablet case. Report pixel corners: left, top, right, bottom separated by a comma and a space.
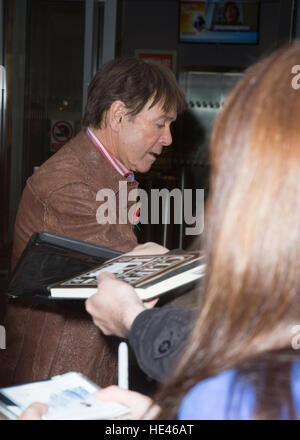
7, 231, 123, 304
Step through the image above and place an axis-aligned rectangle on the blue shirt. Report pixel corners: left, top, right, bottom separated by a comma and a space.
178, 363, 300, 420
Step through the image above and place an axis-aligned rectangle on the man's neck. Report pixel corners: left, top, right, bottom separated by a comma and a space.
89, 126, 120, 160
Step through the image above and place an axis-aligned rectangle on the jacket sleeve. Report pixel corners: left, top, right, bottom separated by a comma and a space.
128, 305, 196, 382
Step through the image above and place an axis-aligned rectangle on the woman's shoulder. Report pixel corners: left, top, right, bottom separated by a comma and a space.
178, 361, 300, 420
291, 362, 300, 413
178, 368, 256, 420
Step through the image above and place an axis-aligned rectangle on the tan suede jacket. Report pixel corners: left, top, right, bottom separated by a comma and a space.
0, 130, 138, 387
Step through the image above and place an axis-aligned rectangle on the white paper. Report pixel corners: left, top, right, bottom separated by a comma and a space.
0, 372, 129, 420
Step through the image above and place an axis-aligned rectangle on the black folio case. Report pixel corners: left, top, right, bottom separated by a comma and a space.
6, 231, 123, 305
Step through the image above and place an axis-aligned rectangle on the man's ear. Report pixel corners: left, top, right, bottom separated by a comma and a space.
108, 100, 126, 132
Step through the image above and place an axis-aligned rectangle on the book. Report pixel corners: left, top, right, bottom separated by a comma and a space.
0, 372, 129, 420
7, 231, 123, 303
49, 251, 205, 301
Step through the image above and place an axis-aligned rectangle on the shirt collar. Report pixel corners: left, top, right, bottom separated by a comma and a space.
86, 128, 135, 182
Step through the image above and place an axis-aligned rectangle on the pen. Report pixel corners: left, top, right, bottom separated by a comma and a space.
118, 342, 129, 390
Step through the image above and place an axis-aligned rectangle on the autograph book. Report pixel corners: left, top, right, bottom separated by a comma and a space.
49, 251, 205, 301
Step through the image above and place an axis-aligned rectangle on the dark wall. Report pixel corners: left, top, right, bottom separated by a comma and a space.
121, 0, 288, 71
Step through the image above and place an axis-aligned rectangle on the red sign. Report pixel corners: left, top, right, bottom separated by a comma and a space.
51, 120, 74, 152
135, 50, 177, 74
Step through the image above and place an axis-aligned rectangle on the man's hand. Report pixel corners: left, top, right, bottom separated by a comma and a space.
85, 272, 152, 338
124, 241, 169, 256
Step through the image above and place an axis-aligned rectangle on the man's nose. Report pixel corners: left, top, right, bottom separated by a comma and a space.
161, 126, 173, 146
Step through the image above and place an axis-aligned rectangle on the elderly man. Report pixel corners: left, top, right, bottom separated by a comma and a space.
0, 57, 186, 387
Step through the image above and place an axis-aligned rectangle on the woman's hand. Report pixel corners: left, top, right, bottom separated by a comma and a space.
94, 385, 160, 420
18, 402, 48, 420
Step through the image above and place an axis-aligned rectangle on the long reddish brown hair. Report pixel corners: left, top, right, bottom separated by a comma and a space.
156, 44, 300, 419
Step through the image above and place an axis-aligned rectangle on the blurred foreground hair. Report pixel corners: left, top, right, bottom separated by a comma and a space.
157, 43, 300, 420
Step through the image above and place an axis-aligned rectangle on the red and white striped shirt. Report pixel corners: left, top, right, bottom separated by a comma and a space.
86, 128, 135, 182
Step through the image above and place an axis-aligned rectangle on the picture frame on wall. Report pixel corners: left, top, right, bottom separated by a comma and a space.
135, 49, 177, 75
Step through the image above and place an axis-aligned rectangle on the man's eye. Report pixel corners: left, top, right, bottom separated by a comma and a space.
157, 124, 165, 129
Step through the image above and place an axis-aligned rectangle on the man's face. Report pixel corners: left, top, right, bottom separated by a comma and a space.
116, 99, 177, 173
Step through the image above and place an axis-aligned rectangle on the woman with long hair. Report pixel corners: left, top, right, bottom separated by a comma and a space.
156, 43, 300, 419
